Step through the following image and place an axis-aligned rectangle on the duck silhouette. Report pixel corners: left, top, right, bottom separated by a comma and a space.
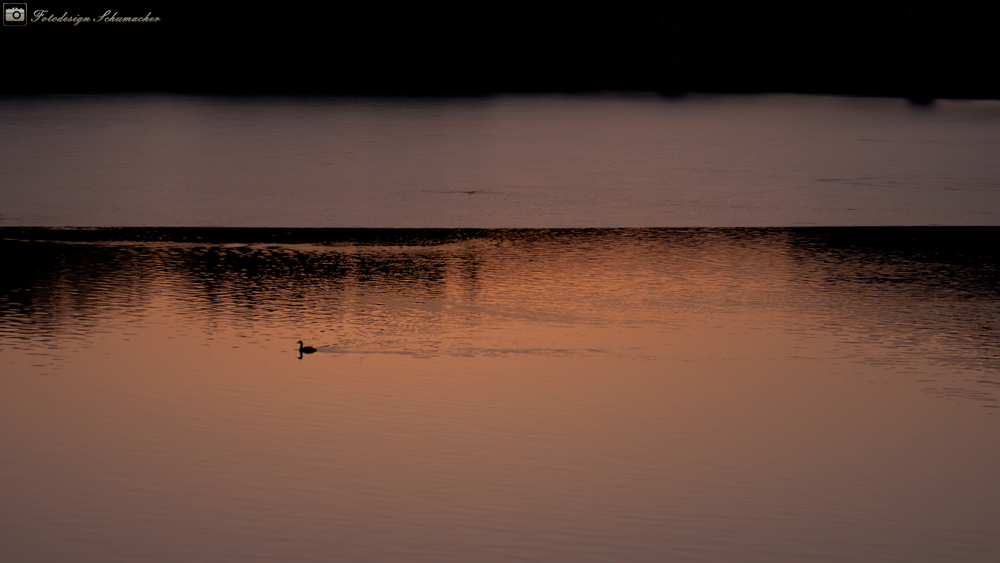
297, 340, 317, 359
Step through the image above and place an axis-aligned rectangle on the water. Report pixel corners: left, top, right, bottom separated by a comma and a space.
2, 94, 999, 227
2, 227, 998, 562
2, 93, 999, 560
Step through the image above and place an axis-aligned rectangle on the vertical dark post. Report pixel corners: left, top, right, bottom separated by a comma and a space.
658, 0, 687, 96
908, 0, 933, 102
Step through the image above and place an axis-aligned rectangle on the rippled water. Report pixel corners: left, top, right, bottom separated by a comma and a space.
1, 228, 999, 562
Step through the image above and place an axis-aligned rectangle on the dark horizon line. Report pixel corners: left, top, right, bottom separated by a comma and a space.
3, 88, 995, 102
3, 226, 996, 242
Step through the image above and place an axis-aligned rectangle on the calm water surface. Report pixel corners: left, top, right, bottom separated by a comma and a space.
1, 227, 998, 562
2, 94, 999, 227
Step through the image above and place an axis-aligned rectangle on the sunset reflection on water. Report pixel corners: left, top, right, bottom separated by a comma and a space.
1, 228, 998, 562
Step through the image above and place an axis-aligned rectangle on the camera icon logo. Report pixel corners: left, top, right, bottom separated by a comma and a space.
4, 4, 27, 25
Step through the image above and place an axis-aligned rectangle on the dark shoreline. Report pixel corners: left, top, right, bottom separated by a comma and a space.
3, 226, 998, 245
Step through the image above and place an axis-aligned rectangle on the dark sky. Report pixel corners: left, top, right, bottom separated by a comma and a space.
3, 1, 998, 98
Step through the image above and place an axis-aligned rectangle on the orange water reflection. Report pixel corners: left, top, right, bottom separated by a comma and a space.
1, 228, 998, 562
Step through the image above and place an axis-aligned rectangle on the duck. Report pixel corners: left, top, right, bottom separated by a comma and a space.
297, 340, 317, 354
